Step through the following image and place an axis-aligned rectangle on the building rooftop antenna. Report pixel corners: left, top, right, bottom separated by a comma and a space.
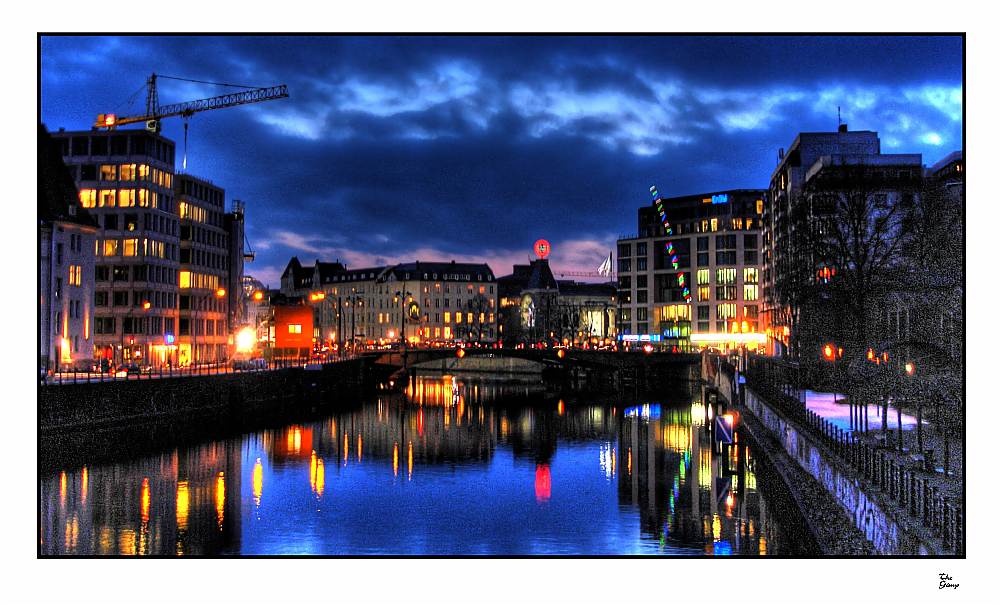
837, 105, 842, 127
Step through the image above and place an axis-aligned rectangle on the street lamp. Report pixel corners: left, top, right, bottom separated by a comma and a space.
395, 288, 412, 349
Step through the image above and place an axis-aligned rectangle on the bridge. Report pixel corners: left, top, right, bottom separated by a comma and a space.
362, 347, 700, 375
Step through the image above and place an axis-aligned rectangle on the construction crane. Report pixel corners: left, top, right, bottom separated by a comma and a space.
94, 72, 289, 169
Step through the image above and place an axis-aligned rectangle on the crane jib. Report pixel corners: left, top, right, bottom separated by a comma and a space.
95, 84, 289, 128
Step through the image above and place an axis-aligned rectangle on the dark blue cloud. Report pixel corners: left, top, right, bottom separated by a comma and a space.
40, 35, 963, 285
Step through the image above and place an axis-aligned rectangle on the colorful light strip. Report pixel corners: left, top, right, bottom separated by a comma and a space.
651, 186, 692, 303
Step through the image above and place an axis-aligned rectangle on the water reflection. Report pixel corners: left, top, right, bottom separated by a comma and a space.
40, 374, 803, 555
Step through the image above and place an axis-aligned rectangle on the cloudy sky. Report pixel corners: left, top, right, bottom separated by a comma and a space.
40, 35, 963, 286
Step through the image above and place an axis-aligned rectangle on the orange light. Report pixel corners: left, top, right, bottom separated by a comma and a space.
103, 114, 116, 127
310, 291, 325, 302
253, 291, 264, 301
557, 349, 565, 359
142, 301, 151, 310
642, 344, 654, 354
215, 288, 227, 298
905, 362, 916, 376
822, 343, 835, 361
456, 348, 466, 359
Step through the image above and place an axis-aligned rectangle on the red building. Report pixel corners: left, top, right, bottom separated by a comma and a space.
271, 300, 313, 359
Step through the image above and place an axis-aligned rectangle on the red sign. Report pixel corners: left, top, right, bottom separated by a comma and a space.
533, 239, 551, 259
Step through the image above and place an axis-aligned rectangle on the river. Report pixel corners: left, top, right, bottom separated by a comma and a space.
39, 372, 812, 555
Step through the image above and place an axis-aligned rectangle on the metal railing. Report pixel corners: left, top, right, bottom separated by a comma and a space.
41, 354, 362, 386
741, 356, 963, 555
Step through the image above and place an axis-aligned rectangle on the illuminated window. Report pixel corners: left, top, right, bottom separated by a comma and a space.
444, 312, 451, 323
716, 267, 736, 285
756, 199, 764, 214
78, 189, 96, 208
743, 284, 759, 301
119, 189, 136, 207
743, 268, 759, 284
179, 270, 191, 288
696, 269, 710, 285
710, 218, 718, 232
68, 265, 81, 286
123, 238, 138, 257
99, 190, 116, 207
717, 303, 737, 319
443, 327, 452, 339
99, 165, 117, 181
120, 164, 137, 180
103, 239, 119, 256
138, 164, 150, 180
659, 304, 690, 321
288, 324, 302, 334
698, 286, 710, 302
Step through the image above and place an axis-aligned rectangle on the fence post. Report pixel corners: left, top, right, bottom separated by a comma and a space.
953, 505, 965, 555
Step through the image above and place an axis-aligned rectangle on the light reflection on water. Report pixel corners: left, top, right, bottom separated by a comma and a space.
39, 374, 804, 555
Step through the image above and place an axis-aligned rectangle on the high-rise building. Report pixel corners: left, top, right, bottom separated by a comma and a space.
52, 128, 246, 367
616, 189, 766, 351
764, 125, 924, 356
39, 125, 99, 374
51, 128, 180, 367
175, 174, 230, 364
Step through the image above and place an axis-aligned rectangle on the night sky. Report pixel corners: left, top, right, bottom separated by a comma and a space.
40, 35, 963, 286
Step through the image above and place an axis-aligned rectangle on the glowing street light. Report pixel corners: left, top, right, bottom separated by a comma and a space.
905, 361, 916, 376
253, 290, 264, 301
215, 288, 227, 298
235, 327, 256, 353
822, 343, 836, 362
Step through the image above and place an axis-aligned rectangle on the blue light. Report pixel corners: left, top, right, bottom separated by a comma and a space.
165, 334, 175, 344
711, 194, 729, 205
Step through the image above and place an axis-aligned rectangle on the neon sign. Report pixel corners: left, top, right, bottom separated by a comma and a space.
651, 185, 692, 303
711, 194, 729, 205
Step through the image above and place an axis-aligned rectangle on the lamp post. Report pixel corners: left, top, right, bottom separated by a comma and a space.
395, 287, 412, 349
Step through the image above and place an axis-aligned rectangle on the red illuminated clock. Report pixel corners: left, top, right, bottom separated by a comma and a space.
533, 239, 551, 259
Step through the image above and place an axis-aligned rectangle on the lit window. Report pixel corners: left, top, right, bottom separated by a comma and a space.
716, 303, 737, 319
119, 189, 136, 207
443, 327, 452, 339
756, 199, 764, 214
743, 268, 758, 284
710, 218, 718, 232
697, 269, 710, 285
123, 238, 138, 257
78, 189, 97, 208
103, 239, 119, 256
743, 284, 759, 301
68, 265, 81, 286
179, 271, 191, 288
288, 324, 302, 334
716, 268, 736, 285
120, 164, 137, 180
99, 190, 116, 207
698, 286, 710, 302
138, 164, 150, 180
100, 165, 117, 181
444, 312, 451, 323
